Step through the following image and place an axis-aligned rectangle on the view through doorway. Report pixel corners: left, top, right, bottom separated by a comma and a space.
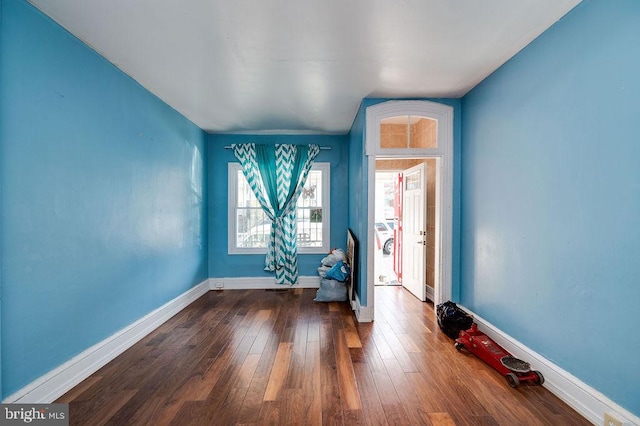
374, 158, 438, 302
374, 171, 399, 286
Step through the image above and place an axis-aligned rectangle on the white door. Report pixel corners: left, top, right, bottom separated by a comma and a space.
401, 163, 427, 301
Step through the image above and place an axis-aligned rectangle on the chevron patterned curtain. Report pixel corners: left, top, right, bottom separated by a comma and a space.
232, 143, 320, 285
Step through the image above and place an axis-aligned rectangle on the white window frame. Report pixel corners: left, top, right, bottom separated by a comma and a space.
228, 162, 330, 255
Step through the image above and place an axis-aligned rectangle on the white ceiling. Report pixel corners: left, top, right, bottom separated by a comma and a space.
28, 0, 581, 134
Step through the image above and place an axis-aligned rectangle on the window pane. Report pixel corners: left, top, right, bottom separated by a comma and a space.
380, 116, 409, 148
380, 115, 438, 149
237, 208, 269, 248
298, 170, 321, 207
297, 208, 322, 247
237, 170, 262, 208
405, 170, 421, 190
236, 170, 270, 248
410, 116, 437, 148
297, 170, 323, 247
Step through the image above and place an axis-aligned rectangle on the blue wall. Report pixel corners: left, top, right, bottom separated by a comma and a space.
347, 103, 367, 304
0, 0, 208, 398
207, 133, 349, 279
347, 98, 462, 306
4, 0, 636, 417
0, 0, 4, 400
461, 0, 640, 416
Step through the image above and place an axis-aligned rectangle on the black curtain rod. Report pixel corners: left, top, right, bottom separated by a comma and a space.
224, 145, 331, 150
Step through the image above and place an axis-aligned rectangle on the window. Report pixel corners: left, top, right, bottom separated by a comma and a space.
228, 162, 330, 254
380, 115, 438, 149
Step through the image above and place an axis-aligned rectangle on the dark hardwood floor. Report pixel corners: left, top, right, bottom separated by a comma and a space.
57, 286, 589, 425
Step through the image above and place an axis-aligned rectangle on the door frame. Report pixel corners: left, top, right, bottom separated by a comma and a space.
365, 100, 453, 320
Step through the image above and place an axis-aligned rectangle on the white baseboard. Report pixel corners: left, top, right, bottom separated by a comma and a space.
207, 276, 320, 290
3, 280, 210, 404
460, 306, 639, 426
353, 292, 374, 322
426, 285, 434, 302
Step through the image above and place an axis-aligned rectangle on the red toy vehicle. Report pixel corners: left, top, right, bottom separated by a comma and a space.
455, 324, 544, 388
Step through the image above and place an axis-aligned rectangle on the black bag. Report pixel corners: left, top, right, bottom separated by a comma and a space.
436, 301, 473, 339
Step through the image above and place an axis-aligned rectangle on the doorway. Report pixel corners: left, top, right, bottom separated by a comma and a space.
374, 158, 438, 301
363, 100, 453, 322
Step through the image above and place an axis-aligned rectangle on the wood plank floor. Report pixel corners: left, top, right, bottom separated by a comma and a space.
57, 286, 589, 425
